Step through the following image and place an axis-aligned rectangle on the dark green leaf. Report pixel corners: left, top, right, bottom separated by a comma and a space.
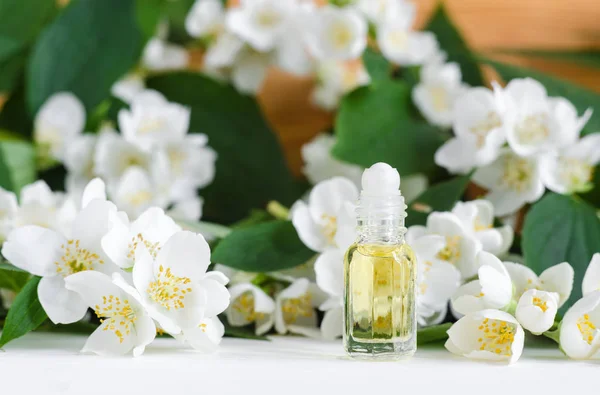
232, 209, 274, 229
523, 193, 600, 310
581, 167, 600, 208
363, 48, 391, 81
27, 0, 143, 115
406, 173, 472, 226
425, 3, 484, 86
0, 262, 26, 272
212, 220, 315, 272
222, 319, 269, 341
163, 0, 195, 45
417, 322, 451, 345
0, 49, 26, 93
493, 48, 600, 69
486, 59, 600, 135
0, 276, 47, 348
148, 72, 304, 223
40, 321, 98, 335
0, 83, 32, 137
333, 81, 445, 176
0, 267, 29, 292
0, 140, 36, 194
0, 0, 57, 55
135, 0, 164, 43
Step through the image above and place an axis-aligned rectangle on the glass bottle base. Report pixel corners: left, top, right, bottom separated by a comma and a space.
344, 337, 416, 361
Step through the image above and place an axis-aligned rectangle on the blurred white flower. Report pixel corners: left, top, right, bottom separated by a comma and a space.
515, 289, 559, 335
500, 78, 591, 157
412, 61, 466, 128
314, 249, 344, 339
451, 199, 513, 257
411, 235, 461, 326
185, 0, 224, 38
451, 252, 513, 315
445, 309, 524, 364
2, 197, 121, 324
357, 0, 414, 25
111, 166, 168, 220
101, 207, 181, 270
124, 231, 230, 335
434, 86, 505, 174
0, 187, 18, 242
142, 37, 189, 71
231, 49, 273, 95
226, 282, 275, 335
34, 92, 85, 162
472, 149, 544, 216
167, 196, 204, 222
540, 133, 600, 194
312, 59, 370, 110
502, 260, 574, 308
582, 253, 600, 297
64, 134, 97, 199
301, 133, 363, 186
560, 290, 600, 359
406, 211, 482, 280
0, 289, 15, 309
291, 177, 358, 252
203, 31, 245, 71
176, 316, 225, 352
111, 74, 146, 104
274, 278, 325, 338
65, 271, 156, 357
305, 6, 367, 61
118, 90, 191, 152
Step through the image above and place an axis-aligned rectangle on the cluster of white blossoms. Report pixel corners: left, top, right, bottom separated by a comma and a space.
33, 89, 216, 222
146, 0, 438, 109
1, 179, 230, 356
433, 77, 599, 216
447, 252, 600, 363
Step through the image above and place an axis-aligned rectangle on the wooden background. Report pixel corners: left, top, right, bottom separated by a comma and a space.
263, 0, 600, 176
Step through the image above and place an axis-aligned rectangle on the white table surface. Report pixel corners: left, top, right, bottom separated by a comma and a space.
0, 332, 596, 394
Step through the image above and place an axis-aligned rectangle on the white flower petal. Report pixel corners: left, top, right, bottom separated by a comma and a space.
320, 306, 343, 340
582, 253, 600, 297
39, 275, 89, 324
1, 225, 66, 276
155, 231, 211, 280
314, 249, 344, 298
538, 262, 574, 308
515, 289, 558, 335
197, 278, 230, 317
560, 291, 600, 359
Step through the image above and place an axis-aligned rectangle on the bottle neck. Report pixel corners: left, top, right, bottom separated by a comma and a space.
357, 217, 406, 245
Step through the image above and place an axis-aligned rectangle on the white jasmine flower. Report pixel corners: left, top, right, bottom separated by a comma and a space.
451, 200, 513, 257
540, 133, 600, 194
314, 249, 344, 339
185, 0, 224, 38
305, 6, 367, 61
0, 187, 18, 242
503, 261, 574, 307
291, 177, 359, 252
412, 61, 466, 128
101, 207, 181, 270
274, 19, 314, 76
142, 37, 189, 71
582, 253, 600, 296
472, 149, 544, 216
357, 0, 414, 25
0, 289, 16, 309
301, 133, 363, 187
274, 278, 325, 338
226, 0, 294, 52
312, 58, 370, 110
434, 87, 506, 174
501, 78, 591, 157
1, 198, 121, 324
112, 166, 168, 220
167, 196, 204, 222
560, 290, 600, 359
94, 127, 150, 187
406, 211, 482, 280
111, 73, 146, 104
515, 289, 559, 335
226, 282, 275, 335
64, 134, 97, 199
34, 92, 85, 162
231, 49, 273, 95
451, 252, 513, 315
177, 316, 225, 352
118, 90, 191, 151
411, 235, 461, 326
14, 180, 74, 234
127, 231, 230, 335
203, 31, 245, 71
445, 309, 524, 364
64, 271, 156, 357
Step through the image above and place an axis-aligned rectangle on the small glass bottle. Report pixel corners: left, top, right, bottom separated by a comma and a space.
343, 163, 417, 360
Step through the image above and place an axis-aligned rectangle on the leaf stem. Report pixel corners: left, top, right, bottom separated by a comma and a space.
267, 201, 290, 220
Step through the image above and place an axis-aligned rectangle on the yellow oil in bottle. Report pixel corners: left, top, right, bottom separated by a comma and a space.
344, 242, 417, 358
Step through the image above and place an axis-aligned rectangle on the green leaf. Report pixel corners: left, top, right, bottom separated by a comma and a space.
0, 0, 57, 56
486, 59, 600, 135
493, 48, 600, 69
0, 267, 29, 292
362, 48, 391, 81
147, 72, 304, 223
0, 83, 32, 137
0, 140, 36, 194
425, 3, 484, 86
523, 193, 600, 310
333, 81, 445, 176
0, 262, 26, 272
0, 276, 47, 348
212, 220, 315, 272
135, 0, 164, 43
176, 220, 232, 239
162, 0, 195, 45
222, 319, 269, 341
27, 0, 143, 115
406, 173, 472, 226
417, 322, 452, 345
